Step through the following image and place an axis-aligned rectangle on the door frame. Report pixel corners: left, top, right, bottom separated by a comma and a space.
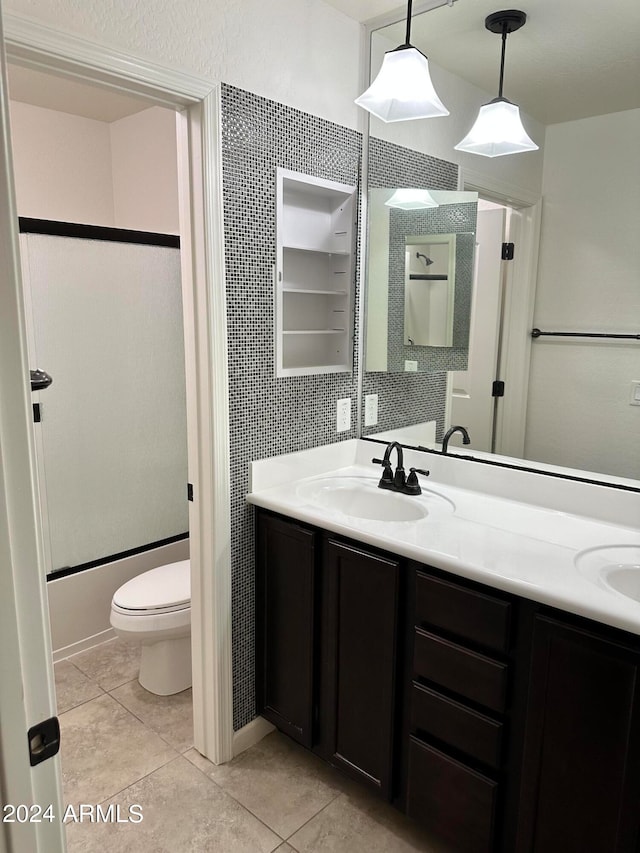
3, 13, 234, 764
452, 167, 542, 457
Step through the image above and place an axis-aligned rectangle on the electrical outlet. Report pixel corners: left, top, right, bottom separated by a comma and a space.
405, 360, 418, 372
364, 394, 378, 427
630, 380, 640, 406
336, 397, 351, 432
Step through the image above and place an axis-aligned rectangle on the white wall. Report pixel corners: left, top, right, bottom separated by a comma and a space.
524, 109, 640, 479
111, 107, 179, 233
9, 100, 115, 225
9, 101, 179, 232
4, 0, 363, 131
369, 31, 545, 199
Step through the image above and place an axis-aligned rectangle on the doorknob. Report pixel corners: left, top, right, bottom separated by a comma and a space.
30, 369, 53, 391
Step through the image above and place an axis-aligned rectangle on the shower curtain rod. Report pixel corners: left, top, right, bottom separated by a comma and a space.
531, 328, 640, 341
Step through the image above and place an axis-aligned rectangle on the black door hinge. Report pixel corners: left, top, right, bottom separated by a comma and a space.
502, 242, 515, 260
187, 483, 194, 502
33, 403, 41, 423
28, 716, 60, 766
492, 380, 505, 397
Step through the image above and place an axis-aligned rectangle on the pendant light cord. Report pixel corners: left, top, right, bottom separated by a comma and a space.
405, 0, 413, 46
498, 23, 508, 98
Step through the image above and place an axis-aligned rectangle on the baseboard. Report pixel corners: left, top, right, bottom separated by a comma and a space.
52, 627, 116, 663
232, 716, 275, 758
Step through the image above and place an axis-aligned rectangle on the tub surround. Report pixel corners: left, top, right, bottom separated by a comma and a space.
48, 538, 189, 661
248, 439, 640, 636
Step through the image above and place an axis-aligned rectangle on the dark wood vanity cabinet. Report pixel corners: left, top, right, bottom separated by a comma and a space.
405, 566, 514, 853
515, 615, 640, 853
316, 537, 401, 798
255, 511, 317, 747
255, 508, 640, 853
255, 510, 402, 796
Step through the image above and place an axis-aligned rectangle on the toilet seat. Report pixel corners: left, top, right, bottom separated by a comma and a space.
112, 559, 190, 614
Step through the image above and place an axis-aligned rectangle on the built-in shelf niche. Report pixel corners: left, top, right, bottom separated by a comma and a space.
275, 168, 356, 377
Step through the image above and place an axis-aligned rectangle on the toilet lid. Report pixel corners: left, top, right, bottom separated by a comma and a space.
113, 560, 190, 612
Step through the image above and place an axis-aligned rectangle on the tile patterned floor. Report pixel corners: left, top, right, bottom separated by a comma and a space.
55, 638, 450, 852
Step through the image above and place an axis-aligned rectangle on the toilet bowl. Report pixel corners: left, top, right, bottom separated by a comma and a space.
110, 559, 191, 696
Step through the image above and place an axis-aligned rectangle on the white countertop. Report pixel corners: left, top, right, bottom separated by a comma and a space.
247, 440, 640, 637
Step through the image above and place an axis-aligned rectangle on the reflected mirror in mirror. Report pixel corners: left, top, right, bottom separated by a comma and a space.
404, 234, 456, 347
365, 188, 477, 374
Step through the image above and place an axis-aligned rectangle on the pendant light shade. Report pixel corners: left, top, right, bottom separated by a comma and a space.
455, 10, 538, 158
355, 0, 449, 123
385, 188, 439, 210
455, 97, 538, 157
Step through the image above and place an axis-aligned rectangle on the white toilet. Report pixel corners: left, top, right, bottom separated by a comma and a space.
110, 559, 191, 696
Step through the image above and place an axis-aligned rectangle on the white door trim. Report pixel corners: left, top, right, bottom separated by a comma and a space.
459, 167, 542, 458
3, 13, 234, 764
0, 8, 65, 849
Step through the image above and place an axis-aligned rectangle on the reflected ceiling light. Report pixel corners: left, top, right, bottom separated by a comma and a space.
455, 10, 538, 158
355, 0, 449, 123
385, 188, 439, 210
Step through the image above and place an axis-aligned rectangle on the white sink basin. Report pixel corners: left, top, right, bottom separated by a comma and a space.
296, 476, 454, 522
575, 545, 640, 603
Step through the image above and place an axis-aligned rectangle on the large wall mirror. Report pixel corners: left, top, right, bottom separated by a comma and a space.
359, 0, 640, 487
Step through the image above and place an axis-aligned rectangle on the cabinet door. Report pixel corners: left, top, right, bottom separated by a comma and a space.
516, 615, 640, 853
255, 511, 316, 748
320, 538, 400, 798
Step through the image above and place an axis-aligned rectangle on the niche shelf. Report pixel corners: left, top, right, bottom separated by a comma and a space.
275, 168, 356, 377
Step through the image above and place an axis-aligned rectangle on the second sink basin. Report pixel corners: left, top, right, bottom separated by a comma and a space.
296, 476, 455, 522
575, 545, 640, 604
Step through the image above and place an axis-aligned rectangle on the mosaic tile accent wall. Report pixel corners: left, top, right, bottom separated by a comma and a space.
221, 84, 362, 730
363, 137, 462, 441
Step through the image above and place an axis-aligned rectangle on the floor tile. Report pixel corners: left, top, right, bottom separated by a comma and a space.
54, 659, 103, 714
110, 680, 193, 753
71, 639, 140, 692
59, 693, 177, 805
185, 731, 344, 839
65, 755, 281, 853
287, 784, 452, 853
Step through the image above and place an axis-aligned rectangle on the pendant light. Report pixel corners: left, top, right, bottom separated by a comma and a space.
455, 10, 538, 157
355, 0, 449, 123
385, 188, 439, 210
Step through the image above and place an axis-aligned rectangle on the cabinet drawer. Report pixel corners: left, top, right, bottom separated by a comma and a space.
411, 682, 503, 769
414, 628, 508, 713
415, 569, 511, 653
407, 736, 498, 853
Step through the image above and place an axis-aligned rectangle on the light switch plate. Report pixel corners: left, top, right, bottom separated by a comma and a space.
630, 380, 640, 406
405, 360, 418, 372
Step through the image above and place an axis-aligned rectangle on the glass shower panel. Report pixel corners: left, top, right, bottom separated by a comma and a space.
22, 232, 188, 574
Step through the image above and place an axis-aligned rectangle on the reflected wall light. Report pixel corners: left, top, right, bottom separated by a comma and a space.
355, 0, 449, 122
455, 10, 538, 157
385, 188, 439, 210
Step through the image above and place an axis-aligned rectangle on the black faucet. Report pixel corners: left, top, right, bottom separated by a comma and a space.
372, 441, 430, 496
441, 425, 471, 454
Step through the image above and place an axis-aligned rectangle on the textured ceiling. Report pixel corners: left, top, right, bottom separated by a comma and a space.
326, 0, 640, 124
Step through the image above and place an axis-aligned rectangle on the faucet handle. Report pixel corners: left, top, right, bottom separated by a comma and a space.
372, 457, 394, 489
404, 467, 430, 496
